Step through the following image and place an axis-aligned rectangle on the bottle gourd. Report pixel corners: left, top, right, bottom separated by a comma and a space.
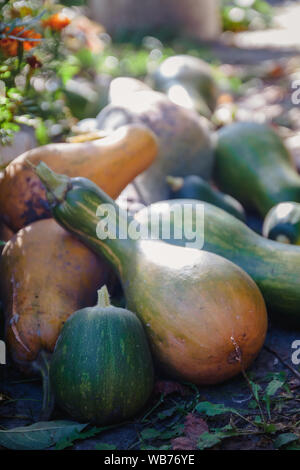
35, 162, 267, 386
135, 199, 300, 326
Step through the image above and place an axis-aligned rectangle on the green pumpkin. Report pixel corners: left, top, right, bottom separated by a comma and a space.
50, 286, 154, 425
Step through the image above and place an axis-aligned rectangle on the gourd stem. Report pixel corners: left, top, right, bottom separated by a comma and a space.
97, 285, 111, 308
35, 350, 55, 421
166, 176, 184, 192
33, 161, 71, 204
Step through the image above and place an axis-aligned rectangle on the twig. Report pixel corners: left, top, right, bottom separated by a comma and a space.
231, 336, 266, 424
264, 345, 300, 380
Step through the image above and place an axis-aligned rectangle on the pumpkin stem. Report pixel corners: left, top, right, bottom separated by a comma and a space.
166, 176, 184, 192
34, 161, 71, 204
97, 285, 111, 308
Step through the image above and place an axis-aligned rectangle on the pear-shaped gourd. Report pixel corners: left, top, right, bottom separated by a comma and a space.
109, 77, 152, 104
36, 162, 268, 386
0, 218, 113, 375
150, 55, 219, 118
50, 286, 154, 425
135, 199, 300, 325
215, 122, 300, 217
0, 124, 157, 232
96, 90, 214, 204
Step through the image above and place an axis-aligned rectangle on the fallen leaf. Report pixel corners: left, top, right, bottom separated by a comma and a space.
195, 401, 239, 417
274, 433, 299, 449
0, 420, 87, 450
172, 414, 208, 450
154, 380, 189, 397
95, 443, 117, 450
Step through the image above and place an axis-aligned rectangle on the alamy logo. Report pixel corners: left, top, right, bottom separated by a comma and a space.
0, 340, 6, 365
291, 80, 300, 105
96, 202, 205, 249
291, 340, 300, 365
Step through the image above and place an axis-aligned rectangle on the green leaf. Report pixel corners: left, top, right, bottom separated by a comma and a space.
265, 379, 284, 397
197, 432, 222, 450
35, 121, 49, 145
55, 425, 115, 450
157, 406, 179, 420
274, 433, 299, 449
0, 421, 87, 450
197, 427, 241, 450
141, 428, 162, 440
248, 400, 258, 409
263, 424, 277, 434
95, 443, 117, 450
58, 62, 80, 86
249, 380, 261, 401
195, 401, 238, 417
286, 443, 300, 450
60, 0, 87, 5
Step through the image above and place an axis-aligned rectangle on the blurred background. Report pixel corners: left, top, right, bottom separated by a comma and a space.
1, 0, 300, 163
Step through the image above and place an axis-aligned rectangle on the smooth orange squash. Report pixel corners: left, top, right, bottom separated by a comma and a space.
0, 218, 114, 374
0, 125, 158, 232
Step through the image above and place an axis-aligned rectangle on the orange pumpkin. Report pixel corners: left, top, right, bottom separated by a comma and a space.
0, 218, 114, 374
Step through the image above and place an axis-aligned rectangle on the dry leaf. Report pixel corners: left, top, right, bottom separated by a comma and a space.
172, 414, 208, 450
154, 380, 189, 397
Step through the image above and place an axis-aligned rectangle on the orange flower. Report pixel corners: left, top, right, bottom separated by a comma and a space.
42, 13, 71, 31
0, 27, 41, 57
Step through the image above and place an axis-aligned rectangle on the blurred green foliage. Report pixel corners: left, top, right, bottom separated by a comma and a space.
221, 0, 273, 32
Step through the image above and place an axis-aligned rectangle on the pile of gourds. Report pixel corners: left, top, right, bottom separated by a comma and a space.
1, 54, 300, 426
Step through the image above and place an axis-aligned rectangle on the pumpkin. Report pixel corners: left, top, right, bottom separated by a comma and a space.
0, 124, 157, 232
35, 162, 268, 386
0, 218, 113, 375
50, 286, 154, 425
96, 90, 214, 204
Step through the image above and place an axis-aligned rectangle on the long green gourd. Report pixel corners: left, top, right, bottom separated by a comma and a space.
215, 122, 300, 217
34, 162, 267, 386
135, 199, 300, 326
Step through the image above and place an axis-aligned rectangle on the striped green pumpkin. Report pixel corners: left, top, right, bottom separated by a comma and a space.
50, 286, 154, 425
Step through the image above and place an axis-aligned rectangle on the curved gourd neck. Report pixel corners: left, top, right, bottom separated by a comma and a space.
35, 161, 137, 278
165, 81, 212, 118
